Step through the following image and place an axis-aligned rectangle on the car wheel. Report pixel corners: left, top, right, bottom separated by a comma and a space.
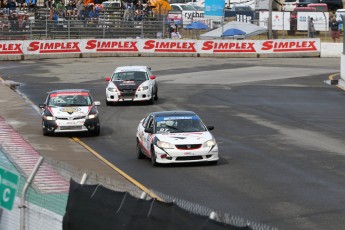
208, 160, 218, 166
150, 147, 158, 166
148, 95, 154, 105
154, 87, 158, 101
106, 100, 111, 106
137, 140, 145, 159
43, 129, 50, 136
90, 126, 100, 136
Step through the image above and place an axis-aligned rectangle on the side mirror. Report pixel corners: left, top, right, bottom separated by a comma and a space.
207, 126, 214, 131
105, 77, 111, 82
39, 104, 46, 109
94, 101, 101, 106
144, 127, 153, 134
149, 75, 156, 80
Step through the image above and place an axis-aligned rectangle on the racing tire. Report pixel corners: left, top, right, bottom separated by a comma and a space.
148, 95, 154, 105
43, 129, 50, 136
208, 160, 218, 166
150, 147, 158, 167
91, 126, 100, 136
137, 140, 145, 159
154, 88, 158, 101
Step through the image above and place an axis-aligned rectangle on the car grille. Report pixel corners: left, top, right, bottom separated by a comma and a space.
175, 144, 202, 150
60, 126, 83, 130
57, 116, 86, 120
120, 89, 136, 96
176, 156, 203, 161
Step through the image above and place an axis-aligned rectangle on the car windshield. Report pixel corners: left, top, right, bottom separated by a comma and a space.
180, 5, 196, 10
155, 116, 207, 133
48, 93, 92, 107
112, 71, 148, 81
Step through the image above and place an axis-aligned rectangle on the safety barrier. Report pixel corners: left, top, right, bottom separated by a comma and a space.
0, 38, 321, 60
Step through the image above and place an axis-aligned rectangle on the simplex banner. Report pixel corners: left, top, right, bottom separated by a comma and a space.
0, 38, 320, 56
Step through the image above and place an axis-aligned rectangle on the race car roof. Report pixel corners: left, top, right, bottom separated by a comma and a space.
47, 89, 90, 94
114, 66, 150, 73
150, 111, 197, 118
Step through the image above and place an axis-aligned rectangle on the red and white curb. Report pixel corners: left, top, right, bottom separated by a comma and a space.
0, 116, 69, 193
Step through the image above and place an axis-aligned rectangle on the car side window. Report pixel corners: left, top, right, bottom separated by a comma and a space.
146, 116, 155, 131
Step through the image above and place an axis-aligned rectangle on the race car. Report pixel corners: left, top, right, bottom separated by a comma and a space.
136, 111, 219, 166
39, 89, 101, 136
105, 66, 158, 105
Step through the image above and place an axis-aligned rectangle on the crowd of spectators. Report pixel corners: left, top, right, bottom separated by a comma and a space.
0, 0, 158, 33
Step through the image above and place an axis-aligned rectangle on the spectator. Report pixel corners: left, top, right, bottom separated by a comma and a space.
144, 1, 153, 18
56, 1, 66, 17
66, 0, 76, 18
8, 0, 16, 12
17, 0, 25, 12
330, 16, 340, 42
1, 15, 11, 31
133, 9, 144, 21
89, 5, 99, 23
171, 28, 181, 39
134, 0, 143, 11
25, 0, 36, 12
44, 0, 53, 9
78, 5, 89, 26
308, 17, 316, 38
123, 5, 131, 21
2, 0, 10, 15
8, 11, 18, 31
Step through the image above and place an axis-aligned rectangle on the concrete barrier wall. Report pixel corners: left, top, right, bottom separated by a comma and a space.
321, 43, 343, 58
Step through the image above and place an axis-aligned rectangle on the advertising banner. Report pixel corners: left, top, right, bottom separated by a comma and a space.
297, 12, 329, 31
3, 38, 321, 57
0, 41, 24, 55
259, 11, 291, 30
204, 0, 224, 18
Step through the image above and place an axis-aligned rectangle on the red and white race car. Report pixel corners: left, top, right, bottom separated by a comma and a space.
39, 89, 101, 136
136, 110, 219, 166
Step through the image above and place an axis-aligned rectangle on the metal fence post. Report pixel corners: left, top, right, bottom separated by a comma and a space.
45, 10, 48, 39
341, 15, 345, 53
19, 156, 44, 230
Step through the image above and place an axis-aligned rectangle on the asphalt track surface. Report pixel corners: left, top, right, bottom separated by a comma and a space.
1, 57, 345, 230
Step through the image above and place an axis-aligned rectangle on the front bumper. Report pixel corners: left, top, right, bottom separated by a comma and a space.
42, 117, 100, 133
153, 145, 219, 164
106, 90, 153, 102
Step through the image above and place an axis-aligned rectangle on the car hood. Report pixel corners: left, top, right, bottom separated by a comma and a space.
49, 106, 91, 117
111, 80, 146, 91
155, 132, 213, 144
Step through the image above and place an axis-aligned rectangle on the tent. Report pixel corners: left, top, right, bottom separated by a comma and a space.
200, 21, 267, 39
149, 0, 172, 15
222, 28, 246, 37
185, 21, 209, 30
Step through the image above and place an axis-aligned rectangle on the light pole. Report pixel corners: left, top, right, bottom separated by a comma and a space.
268, 0, 273, 39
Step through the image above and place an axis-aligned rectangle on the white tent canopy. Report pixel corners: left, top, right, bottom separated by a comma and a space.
200, 21, 268, 39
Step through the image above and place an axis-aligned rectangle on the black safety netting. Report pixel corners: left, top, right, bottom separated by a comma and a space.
63, 179, 251, 230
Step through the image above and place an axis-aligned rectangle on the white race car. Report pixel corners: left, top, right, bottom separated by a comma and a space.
105, 66, 158, 105
136, 111, 219, 166
39, 89, 101, 136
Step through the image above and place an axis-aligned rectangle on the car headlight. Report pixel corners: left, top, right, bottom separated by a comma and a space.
43, 116, 56, 121
108, 87, 118, 93
138, 86, 149, 91
87, 114, 97, 119
157, 141, 174, 149
203, 139, 216, 147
